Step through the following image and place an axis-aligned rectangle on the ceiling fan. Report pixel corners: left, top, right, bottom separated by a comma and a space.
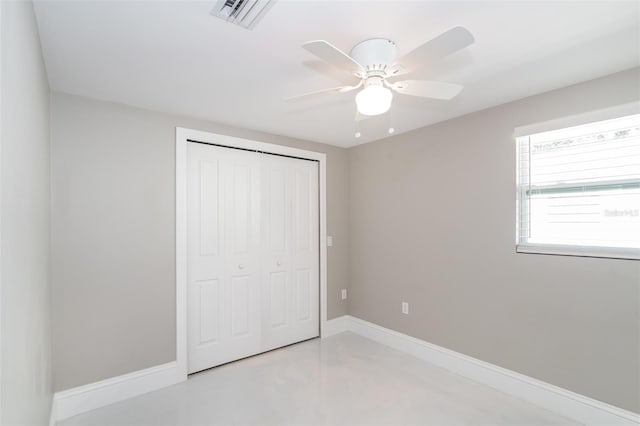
288, 27, 474, 119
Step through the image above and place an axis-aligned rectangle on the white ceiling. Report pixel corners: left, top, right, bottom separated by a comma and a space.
33, 1, 640, 148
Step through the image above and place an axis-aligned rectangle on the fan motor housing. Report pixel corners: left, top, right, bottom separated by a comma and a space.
350, 38, 397, 74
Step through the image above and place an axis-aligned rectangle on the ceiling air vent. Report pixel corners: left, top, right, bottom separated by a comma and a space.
210, 0, 277, 30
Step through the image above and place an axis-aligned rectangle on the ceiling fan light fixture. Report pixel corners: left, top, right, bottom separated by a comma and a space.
356, 84, 393, 116
295, 28, 475, 131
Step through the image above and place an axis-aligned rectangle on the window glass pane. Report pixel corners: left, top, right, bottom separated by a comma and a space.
528, 187, 640, 248
517, 112, 640, 257
529, 115, 640, 186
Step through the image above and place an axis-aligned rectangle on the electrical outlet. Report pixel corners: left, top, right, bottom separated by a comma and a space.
341, 289, 347, 300
402, 302, 409, 315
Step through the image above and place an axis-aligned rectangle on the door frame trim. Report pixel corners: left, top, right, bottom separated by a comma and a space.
175, 127, 328, 378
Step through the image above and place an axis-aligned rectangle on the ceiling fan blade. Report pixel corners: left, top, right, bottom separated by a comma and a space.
285, 83, 361, 101
390, 80, 463, 100
302, 40, 365, 75
397, 27, 474, 71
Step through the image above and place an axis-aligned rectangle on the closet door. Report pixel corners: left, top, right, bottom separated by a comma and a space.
261, 154, 319, 351
187, 143, 261, 374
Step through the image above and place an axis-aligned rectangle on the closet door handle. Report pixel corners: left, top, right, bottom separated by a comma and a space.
238, 264, 245, 270
276, 261, 282, 266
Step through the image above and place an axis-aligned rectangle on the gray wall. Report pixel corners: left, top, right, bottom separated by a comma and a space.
348, 68, 640, 413
50, 66, 639, 412
51, 93, 349, 391
1, 1, 53, 424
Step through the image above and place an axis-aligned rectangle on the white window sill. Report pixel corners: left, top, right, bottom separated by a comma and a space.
516, 243, 640, 261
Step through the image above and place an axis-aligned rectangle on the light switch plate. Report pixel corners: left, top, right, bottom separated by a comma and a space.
402, 302, 409, 315
327, 236, 333, 247
341, 289, 347, 300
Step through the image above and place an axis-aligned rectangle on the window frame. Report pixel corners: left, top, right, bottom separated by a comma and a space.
515, 105, 640, 261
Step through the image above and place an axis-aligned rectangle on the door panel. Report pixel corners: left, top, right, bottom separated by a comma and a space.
294, 168, 311, 251
295, 269, 311, 321
231, 164, 250, 254
198, 161, 220, 256
261, 155, 319, 351
188, 142, 319, 373
187, 143, 261, 374
268, 168, 287, 252
290, 160, 319, 340
230, 275, 251, 336
197, 279, 219, 346
269, 271, 287, 328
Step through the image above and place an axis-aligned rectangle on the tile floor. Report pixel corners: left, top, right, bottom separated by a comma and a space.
59, 332, 578, 425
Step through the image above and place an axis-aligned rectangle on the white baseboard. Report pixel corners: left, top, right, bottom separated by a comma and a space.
50, 317, 639, 425
52, 361, 186, 423
326, 315, 640, 426
322, 315, 351, 337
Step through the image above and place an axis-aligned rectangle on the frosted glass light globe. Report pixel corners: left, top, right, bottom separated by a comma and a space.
356, 85, 393, 116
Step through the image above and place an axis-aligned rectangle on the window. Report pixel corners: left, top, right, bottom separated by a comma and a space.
516, 112, 640, 260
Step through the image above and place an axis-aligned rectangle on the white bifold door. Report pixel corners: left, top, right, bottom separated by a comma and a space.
187, 142, 319, 374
